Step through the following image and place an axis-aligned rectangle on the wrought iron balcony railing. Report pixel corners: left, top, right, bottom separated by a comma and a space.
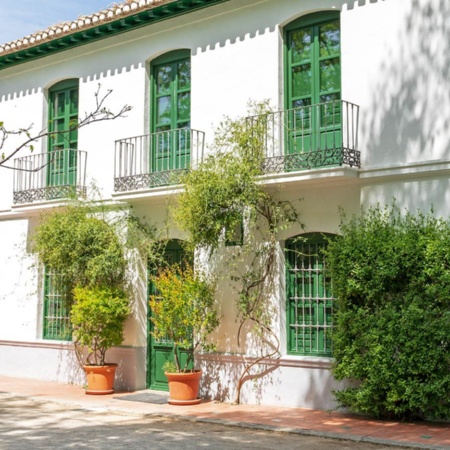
13, 148, 87, 204
114, 128, 205, 192
246, 100, 360, 174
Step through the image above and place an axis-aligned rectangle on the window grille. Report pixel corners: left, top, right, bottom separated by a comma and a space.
43, 268, 72, 341
286, 234, 334, 356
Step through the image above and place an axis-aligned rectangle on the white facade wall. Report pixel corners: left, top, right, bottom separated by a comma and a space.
0, 0, 448, 408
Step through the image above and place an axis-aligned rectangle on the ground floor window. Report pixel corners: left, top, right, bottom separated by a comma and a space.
43, 268, 72, 341
285, 233, 334, 356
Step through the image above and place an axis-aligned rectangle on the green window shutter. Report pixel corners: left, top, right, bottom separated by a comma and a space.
285, 13, 342, 157
151, 50, 191, 173
47, 79, 79, 189
285, 233, 335, 356
43, 268, 72, 341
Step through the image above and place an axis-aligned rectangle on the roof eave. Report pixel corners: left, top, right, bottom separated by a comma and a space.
0, 0, 229, 71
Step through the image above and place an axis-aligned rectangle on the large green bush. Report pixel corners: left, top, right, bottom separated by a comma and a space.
327, 205, 450, 420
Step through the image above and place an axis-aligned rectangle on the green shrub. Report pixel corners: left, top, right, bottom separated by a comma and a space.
149, 264, 219, 372
32, 203, 126, 298
327, 204, 450, 421
71, 285, 130, 366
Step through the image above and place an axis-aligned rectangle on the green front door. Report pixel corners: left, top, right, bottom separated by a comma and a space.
151, 51, 191, 175
285, 13, 341, 157
48, 79, 79, 187
147, 240, 191, 390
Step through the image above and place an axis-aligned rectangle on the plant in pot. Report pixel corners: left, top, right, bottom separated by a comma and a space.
71, 285, 130, 394
31, 198, 150, 395
149, 264, 219, 405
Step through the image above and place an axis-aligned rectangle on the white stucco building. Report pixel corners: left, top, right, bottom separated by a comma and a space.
0, 0, 448, 410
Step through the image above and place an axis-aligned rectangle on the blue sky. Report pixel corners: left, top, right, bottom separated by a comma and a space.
0, 0, 114, 44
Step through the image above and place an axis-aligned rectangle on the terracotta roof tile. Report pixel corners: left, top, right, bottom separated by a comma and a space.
0, 0, 175, 56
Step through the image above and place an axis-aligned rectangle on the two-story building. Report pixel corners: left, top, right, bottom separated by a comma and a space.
0, 0, 448, 410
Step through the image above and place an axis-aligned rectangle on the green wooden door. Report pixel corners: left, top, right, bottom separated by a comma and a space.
48, 79, 79, 187
152, 52, 191, 174
147, 240, 192, 390
285, 234, 334, 356
285, 13, 341, 157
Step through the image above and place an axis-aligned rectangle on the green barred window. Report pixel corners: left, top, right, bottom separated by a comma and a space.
43, 268, 72, 341
285, 233, 335, 356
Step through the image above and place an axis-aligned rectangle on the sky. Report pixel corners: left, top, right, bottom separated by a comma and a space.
0, 0, 115, 44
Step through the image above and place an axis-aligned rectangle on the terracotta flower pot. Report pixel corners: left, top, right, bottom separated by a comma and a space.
83, 363, 118, 395
165, 370, 202, 405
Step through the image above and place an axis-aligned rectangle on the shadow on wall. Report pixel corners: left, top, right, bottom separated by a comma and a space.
362, 0, 450, 169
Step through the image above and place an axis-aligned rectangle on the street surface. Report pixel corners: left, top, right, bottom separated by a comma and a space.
0, 394, 414, 449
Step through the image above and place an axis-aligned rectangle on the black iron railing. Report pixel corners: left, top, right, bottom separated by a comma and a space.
13, 148, 87, 204
114, 128, 205, 192
246, 100, 360, 174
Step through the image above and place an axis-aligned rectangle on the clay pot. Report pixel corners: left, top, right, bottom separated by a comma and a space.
165, 370, 202, 405
83, 364, 118, 395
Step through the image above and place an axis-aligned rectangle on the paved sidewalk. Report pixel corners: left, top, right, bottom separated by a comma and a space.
0, 375, 449, 449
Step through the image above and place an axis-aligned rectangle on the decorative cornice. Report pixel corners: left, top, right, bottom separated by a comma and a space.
0, 0, 230, 71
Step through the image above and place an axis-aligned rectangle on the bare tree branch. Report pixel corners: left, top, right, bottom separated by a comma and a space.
0, 84, 132, 170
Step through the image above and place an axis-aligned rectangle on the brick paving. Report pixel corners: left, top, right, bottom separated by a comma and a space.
0, 375, 449, 449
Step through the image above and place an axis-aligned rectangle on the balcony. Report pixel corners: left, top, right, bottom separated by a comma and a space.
13, 149, 87, 205
246, 100, 360, 174
114, 128, 205, 193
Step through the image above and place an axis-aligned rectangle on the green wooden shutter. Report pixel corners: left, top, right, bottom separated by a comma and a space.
286, 234, 334, 356
48, 79, 79, 188
151, 51, 191, 174
285, 13, 341, 158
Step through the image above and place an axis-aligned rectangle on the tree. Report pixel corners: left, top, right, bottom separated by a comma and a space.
0, 84, 131, 170
173, 101, 302, 403
327, 204, 450, 421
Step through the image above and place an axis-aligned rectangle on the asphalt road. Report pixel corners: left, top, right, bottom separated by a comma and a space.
0, 394, 413, 449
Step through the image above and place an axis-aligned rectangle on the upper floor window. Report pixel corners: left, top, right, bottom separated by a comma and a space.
47, 79, 80, 190
284, 12, 342, 164
151, 50, 191, 173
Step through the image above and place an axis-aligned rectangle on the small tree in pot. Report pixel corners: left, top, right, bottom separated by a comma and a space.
149, 264, 219, 404
32, 196, 157, 394
70, 285, 130, 394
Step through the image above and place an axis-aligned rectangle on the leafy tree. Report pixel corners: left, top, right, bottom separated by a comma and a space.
149, 264, 219, 373
327, 204, 450, 421
32, 191, 162, 366
173, 101, 301, 403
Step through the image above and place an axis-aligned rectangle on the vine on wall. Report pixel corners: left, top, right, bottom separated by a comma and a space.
174, 102, 301, 403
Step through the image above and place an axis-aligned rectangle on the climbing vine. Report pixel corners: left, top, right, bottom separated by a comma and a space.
174, 102, 301, 403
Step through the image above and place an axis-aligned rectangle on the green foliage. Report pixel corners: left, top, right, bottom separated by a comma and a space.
171, 101, 301, 402
327, 204, 450, 420
32, 192, 160, 366
32, 201, 125, 298
149, 264, 219, 372
174, 101, 274, 250
71, 285, 130, 366
32, 195, 160, 299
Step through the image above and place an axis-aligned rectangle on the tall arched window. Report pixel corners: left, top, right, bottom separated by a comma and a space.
285, 233, 335, 356
150, 50, 191, 174
284, 12, 342, 166
47, 79, 79, 188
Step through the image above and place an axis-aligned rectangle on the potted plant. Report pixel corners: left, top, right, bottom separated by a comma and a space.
71, 285, 130, 394
149, 264, 219, 405
32, 199, 145, 395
